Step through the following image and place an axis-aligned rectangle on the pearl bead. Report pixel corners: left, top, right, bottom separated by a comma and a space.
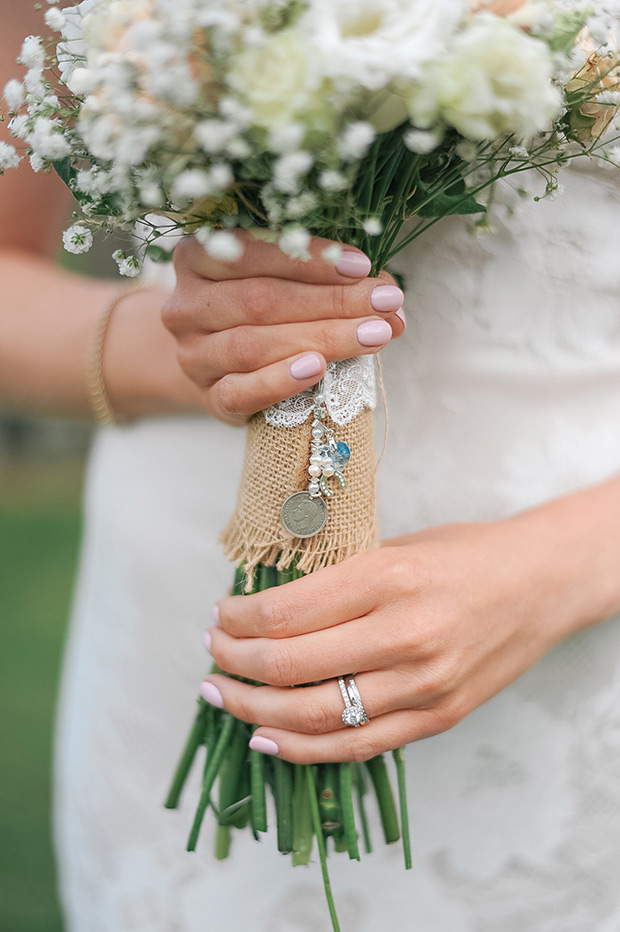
312, 427, 323, 440
308, 481, 320, 493
322, 466, 335, 477
310, 454, 322, 465
322, 456, 333, 467
308, 465, 321, 477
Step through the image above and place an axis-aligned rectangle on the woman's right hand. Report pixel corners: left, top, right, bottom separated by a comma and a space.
161, 231, 406, 425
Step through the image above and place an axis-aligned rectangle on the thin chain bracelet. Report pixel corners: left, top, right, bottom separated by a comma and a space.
86, 282, 148, 426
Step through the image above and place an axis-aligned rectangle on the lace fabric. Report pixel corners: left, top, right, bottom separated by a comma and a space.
264, 355, 377, 428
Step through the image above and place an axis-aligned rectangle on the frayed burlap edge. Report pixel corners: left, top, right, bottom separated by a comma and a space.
219, 407, 378, 588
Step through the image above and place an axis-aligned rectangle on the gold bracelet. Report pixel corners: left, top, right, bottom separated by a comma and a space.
86, 283, 145, 425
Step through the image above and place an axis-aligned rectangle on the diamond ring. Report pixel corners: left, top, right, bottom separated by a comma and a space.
338, 675, 369, 727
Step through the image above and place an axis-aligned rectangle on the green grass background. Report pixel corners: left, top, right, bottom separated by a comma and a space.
0, 462, 84, 932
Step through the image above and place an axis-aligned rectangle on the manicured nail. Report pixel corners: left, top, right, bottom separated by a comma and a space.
335, 251, 372, 278
200, 681, 224, 708
212, 604, 220, 626
357, 319, 392, 346
249, 735, 280, 756
370, 285, 404, 312
290, 353, 323, 381
203, 630, 212, 653
395, 307, 406, 329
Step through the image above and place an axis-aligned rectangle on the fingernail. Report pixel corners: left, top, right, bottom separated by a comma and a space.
212, 604, 221, 626
335, 251, 371, 278
249, 735, 280, 756
290, 353, 323, 381
371, 285, 404, 313
200, 681, 224, 708
357, 319, 392, 346
395, 307, 406, 329
203, 630, 212, 653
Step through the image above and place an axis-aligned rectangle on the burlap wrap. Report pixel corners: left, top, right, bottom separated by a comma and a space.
220, 407, 378, 583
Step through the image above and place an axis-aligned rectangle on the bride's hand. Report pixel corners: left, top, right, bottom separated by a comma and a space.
162, 231, 405, 426
198, 485, 620, 763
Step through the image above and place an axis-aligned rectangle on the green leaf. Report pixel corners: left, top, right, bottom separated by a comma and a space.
547, 10, 591, 55
145, 243, 174, 264
410, 178, 485, 218
51, 157, 76, 190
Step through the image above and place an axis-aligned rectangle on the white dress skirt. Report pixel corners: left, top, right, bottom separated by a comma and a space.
53, 158, 620, 931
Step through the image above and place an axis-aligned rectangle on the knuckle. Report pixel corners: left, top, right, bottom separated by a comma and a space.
434, 693, 468, 733
303, 702, 333, 735
346, 734, 379, 763
212, 375, 248, 420
256, 596, 296, 637
330, 285, 348, 320
224, 325, 260, 372
237, 278, 277, 324
160, 293, 187, 334
260, 643, 296, 687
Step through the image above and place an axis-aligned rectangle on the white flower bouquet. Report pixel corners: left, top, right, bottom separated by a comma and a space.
3, 0, 619, 927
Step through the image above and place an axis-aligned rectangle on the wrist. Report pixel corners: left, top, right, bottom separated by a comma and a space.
102, 285, 204, 420
506, 475, 620, 639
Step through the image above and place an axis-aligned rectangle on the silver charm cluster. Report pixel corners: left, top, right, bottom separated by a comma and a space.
307, 388, 347, 500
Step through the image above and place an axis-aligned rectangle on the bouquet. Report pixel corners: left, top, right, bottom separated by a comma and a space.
3, 1, 619, 927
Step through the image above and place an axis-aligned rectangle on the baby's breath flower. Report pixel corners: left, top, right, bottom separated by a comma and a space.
273, 151, 313, 194
226, 138, 252, 159
279, 227, 311, 260
456, 140, 478, 161
112, 250, 141, 277
62, 224, 93, 255
318, 170, 348, 192
44, 8, 66, 31
269, 124, 305, 154
8, 114, 29, 139
3, 79, 25, 111
203, 230, 244, 262
195, 120, 239, 154
0, 142, 20, 171
28, 116, 71, 160
363, 218, 383, 236
284, 191, 319, 219
29, 153, 45, 173
338, 122, 375, 161
322, 243, 343, 265
404, 128, 443, 154
19, 36, 45, 70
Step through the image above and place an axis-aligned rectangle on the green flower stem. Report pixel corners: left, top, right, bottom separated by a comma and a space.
164, 698, 209, 810
250, 745, 268, 834
187, 713, 236, 852
292, 764, 314, 866
215, 824, 231, 860
319, 764, 342, 839
392, 747, 412, 870
216, 718, 249, 827
339, 763, 360, 861
354, 764, 372, 855
365, 755, 400, 845
273, 757, 294, 854
306, 766, 342, 932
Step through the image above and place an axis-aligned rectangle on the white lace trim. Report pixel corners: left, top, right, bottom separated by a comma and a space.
264, 356, 377, 428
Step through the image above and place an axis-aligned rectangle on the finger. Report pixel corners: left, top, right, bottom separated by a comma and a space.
216, 550, 393, 638
248, 708, 447, 764
203, 351, 328, 422
173, 230, 373, 284
190, 315, 396, 381
200, 670, 411, 735
164, 272, 403, 335
207, 612, 402, 687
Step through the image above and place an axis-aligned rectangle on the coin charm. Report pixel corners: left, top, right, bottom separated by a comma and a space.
281, 491, 328, 538
280, 381, 351, 539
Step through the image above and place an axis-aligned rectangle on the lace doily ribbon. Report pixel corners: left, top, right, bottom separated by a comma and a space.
264, 356, 377, 428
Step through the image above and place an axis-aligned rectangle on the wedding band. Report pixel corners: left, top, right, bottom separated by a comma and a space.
338, 675, 369, 727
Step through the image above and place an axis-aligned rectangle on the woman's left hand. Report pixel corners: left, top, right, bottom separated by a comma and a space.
201, 487, 620, 763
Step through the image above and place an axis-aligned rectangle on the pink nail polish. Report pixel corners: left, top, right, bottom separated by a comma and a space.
200, 681, 224, 708
357, 319, 392, 346
395, 307, 406, 329
203, 630, 212, 653
249, 735, 279, 756
370, 285, 404, 312
290, 353, 323, 381
212, 604, 221, 626
335, 251, 371, 278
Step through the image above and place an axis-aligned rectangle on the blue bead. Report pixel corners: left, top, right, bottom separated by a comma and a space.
331, 442, 351, 470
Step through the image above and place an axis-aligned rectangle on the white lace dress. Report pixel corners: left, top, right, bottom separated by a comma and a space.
53, 152, 620, 931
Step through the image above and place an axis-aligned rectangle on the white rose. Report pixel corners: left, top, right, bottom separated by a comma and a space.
299, 0, 466, 92
409, 16, 562, 140
228, 29, 328, 130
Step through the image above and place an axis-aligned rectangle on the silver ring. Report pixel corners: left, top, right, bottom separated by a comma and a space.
338, 675, 369, 727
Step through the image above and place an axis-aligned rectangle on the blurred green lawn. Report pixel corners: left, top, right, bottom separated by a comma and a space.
0, 462, 84, 932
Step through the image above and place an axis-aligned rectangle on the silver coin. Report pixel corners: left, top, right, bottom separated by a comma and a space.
281, 491, 328, 539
